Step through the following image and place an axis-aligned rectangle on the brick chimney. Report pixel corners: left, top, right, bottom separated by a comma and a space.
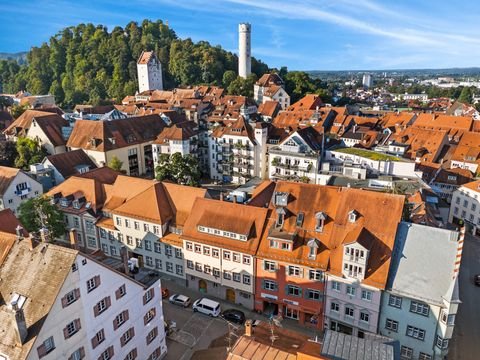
27, 234, 35, 251
15, 225, 24, 241
120, 245, 130, 276
10, 300, 28, 345
245, 319, 253, 337
69, 228, 79, 250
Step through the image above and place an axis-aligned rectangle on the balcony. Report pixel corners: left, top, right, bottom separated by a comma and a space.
15, 187, 31, 196
270, 173, 300, 181
269, 147, 318, 159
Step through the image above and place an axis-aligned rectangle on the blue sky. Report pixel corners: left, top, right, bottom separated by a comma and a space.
1, 0, 479, 70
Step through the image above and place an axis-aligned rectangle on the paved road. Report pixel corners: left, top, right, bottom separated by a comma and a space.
449, 234, 480, 360
160, 276, 320, 360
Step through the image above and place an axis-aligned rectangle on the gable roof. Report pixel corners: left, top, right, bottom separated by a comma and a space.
388, 222, 459, 305
0, 209, 27, 266
44, 149, 97, 179
4, 110, 68, 146
258, 101, 280, 118
287, 94, 323, 111
154, 121, 198, 144
113, 182, 173, 224
0, 241, 78, 359
66, 114, 169, 152
256, 73, 284, 87
182, 198, 269, 255
252, 181, 404, 288
0, 166, 20, 195
137, 51, 156, 65
212, 116, 256, 143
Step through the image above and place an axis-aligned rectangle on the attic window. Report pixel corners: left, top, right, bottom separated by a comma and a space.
296, 212, 304, 227
448, 175, 457, 181
276, 207, 286, 228
348, 210, 357, 223
307, 238, 319, 260
273, 192, 289, 207
72, 200, 81, 209
315, 212, 326, 232
60, 198, 70, 207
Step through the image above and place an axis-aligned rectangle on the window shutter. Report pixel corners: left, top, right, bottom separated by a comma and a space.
143, 293, 147, 305
93, 303, 100, 317
108, 345, 114, 357
61, 295, 68, 308
120, 334, 126, 347
63, 326, 70, 339
152, 307, 156, 318
132, 348, 138, 359
37, 344, 47, 358
106, 296, 111, 309
124, 309, 129, 322
113, 317, 119, 330
74, 288, 81, 300
79, 346, 85, 359
115, 287, 121, 300
91, 334, 99, 349
74, 318, 81, 331
144, 313, 148, 326
130, 326, 135, 338
94, 275, 101, 287
150, 288, 155, 300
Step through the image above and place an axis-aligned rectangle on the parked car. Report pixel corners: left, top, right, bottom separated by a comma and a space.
474, 274, 480, 286
162, 288, 170, 299
193, 298, 221, 317
168, 294, 191, 307
221, 309, 246, 324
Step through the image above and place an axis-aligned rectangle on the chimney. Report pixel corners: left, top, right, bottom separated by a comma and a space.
10, 300, 28, 345
15, 225, 24, 241
245, 319, 253, 337
121, 246, 130, 276
27, 234, 35, 251
39, 227, 49, 243
69, 228, 79, 250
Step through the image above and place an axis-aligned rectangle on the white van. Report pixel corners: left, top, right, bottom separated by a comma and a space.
192, 298, 221, 317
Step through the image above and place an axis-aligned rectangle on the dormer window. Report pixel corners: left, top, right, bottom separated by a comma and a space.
72, 200, 81, 209
60, 198, 70, 207
296, 212, 304, 227
273, 192, 289, 207
315, 212, 326, 232
307, 238, 319, 260
276, 207, 286, 228
348, 210, 357, 223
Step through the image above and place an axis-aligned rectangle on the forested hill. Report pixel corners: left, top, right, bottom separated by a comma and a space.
0, 19, 269, 107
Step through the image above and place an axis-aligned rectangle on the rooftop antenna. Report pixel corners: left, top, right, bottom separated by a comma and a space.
268, 314, 282, 345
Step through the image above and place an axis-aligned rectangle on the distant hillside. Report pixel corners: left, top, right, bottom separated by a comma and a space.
0, 20, 269, 107
0, 52, 27, 64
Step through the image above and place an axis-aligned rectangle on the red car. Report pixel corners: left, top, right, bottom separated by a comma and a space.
162, 288, 170, 299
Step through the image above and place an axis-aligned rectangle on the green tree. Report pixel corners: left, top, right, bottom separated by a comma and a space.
108, 156, 123, 171
222, 70, 237, 88
155, 152, 201, 186
18, 197, 65, 240
227, 74, 257, 97
458, 86, 473, 104
0, 141, 18, 166
14, 137, 47, 169
10, 103, 29, 119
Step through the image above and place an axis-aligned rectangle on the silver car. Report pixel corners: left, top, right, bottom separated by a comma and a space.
168, 294, 191, 307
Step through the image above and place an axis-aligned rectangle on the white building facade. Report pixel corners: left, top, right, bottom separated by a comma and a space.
0, 167, 43, 215
30, 252, 166, 360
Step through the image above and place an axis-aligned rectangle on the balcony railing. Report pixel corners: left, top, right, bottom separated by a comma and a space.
15, 187, 31, 196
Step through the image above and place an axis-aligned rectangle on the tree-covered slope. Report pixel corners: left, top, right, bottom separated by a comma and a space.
0, 19, 269, 106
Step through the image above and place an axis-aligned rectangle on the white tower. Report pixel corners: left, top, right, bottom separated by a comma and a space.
238, 23, 251, 79
137, 51, 163, 93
